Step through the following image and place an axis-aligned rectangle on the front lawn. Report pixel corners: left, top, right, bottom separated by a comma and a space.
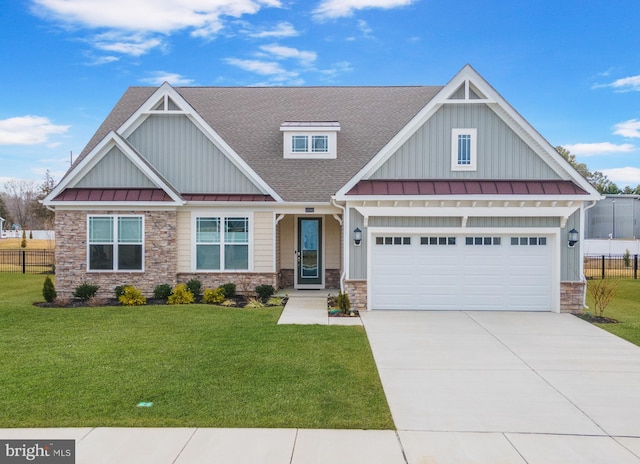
0, 274, 393, 429
586, 279, 640, 346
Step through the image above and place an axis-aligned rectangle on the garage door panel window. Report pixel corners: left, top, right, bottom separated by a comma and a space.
511, 237, 547, 246
420, 237, 456, 245
465, 236, 501, 246
376, 236, 411, 245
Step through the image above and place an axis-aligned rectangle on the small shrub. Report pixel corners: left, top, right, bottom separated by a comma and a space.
203, 287, 225, 304
87, 297, 110, 307
589, 279, 618, 318
267, 297, 284, 306
336, 290, 351, 314
220, 299, 236, 307
255, 284, 275, 303
168, 284, 195, 305
153, 284, 173, 300
29, 230, 33, 240
219, 283, 236, 299
114, 285, 126, 299
624, 249, 631, 268
186, 279, 202, 298
20, 230, 27, 248
245, 298, 265, 309
73, 281, 99, 301
42, 276, 57, 303
118, 285, 147, 306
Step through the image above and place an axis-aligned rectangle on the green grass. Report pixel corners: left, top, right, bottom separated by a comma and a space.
0, 274, 393, 429
586, 279, 640, 346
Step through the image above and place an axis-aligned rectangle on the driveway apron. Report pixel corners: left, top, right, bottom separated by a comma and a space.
361, 310, 640, 462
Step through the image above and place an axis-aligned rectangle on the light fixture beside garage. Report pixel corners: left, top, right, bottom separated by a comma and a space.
568, 228, 579, 248
353, 227, 362, 246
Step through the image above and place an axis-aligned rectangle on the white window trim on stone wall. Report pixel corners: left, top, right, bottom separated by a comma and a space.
86, 214, 145, 272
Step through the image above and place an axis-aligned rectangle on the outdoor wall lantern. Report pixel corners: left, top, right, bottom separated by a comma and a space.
568, 228, 579, 248
353, 227, 362, 246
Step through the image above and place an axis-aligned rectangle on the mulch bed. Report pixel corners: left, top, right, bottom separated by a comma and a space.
576, 314, 619, 324
33, 295, 265, 308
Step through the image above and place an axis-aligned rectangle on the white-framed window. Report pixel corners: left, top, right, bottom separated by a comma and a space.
311, 135, 329, 152
451, 128, 477, 171
88, 215, 144, 271
281, 123, 340, 159
195, 215, 250, 271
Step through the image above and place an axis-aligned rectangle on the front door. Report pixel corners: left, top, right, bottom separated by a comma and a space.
297, 217, 322, 286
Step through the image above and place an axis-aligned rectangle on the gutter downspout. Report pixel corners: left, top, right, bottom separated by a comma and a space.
330, 197, 346, 293
582, 200, 598, 309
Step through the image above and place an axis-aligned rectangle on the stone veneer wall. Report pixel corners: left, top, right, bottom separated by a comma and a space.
560, 281, 586, 314
278, 269, 294, 289
177, 272, 277, 295
344, 279, 367, 311
55, 210, 178, 298
325, 269, 341, 289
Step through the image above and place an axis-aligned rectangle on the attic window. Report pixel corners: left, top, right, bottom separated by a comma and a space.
451, 128, 477, 171
281, 122, 340, 159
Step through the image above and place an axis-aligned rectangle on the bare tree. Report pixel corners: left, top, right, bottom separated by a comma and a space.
3, 179, 38, 229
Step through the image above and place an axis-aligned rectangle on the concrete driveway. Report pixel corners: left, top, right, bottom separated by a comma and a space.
361, 311, 640, 463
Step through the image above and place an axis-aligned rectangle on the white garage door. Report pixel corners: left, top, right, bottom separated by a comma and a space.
371, 234, 552, 311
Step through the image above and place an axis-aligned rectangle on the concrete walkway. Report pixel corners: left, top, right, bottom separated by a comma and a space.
276, 289, 362, 326
0, 428, 406, 464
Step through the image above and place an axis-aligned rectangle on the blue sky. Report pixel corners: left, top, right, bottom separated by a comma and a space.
1, 0, 640, 187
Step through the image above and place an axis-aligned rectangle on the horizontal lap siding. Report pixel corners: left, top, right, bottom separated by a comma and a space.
254, 211, 274, 272
177, 210, 191, 273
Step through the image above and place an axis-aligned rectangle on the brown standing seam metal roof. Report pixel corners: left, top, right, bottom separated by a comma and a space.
53, 189, 174, 202
346, 180, 589, 196
71, 86, 443, 203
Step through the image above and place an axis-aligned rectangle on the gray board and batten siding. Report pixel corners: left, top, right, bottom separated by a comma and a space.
125, 114, 262, 194
348, 208, 582, 281
74, 146, 155, 188
370, 104, 561, 181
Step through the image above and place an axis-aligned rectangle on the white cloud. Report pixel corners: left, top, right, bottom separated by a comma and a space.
246, 21, 299, 38
225, 58, 296, 77
140, 72, 195, 86
85, 55, 119, 66
596, 74, 640, 92
614, 119, 640, 139
0, 116, 70, 146
313, 0, 414, 19
33, 0, 282, 55
259, 44, 317, 66
601, 167, 640, 186
357, 19, 374, 38
563, 142, 635, 156
93, 32, 163, 57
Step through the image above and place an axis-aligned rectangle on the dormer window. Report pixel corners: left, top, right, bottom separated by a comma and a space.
281, 122, 340, 159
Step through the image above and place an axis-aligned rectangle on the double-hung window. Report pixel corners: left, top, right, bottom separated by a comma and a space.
88, 215, 143, 271
196, 215, 250, 270
451, 128, 477, 171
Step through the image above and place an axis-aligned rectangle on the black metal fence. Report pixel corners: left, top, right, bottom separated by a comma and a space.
0, 250, 55, 274
584, 254, 639, 279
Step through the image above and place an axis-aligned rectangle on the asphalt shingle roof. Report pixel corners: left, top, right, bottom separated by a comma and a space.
74, 85, 443, 202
